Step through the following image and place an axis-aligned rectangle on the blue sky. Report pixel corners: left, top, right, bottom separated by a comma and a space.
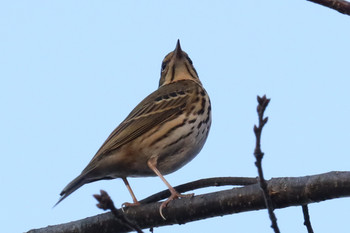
1, 1, 350, 232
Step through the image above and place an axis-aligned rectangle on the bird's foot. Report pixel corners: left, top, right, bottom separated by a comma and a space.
121, 201, 140, 212
159, 192, 194, 220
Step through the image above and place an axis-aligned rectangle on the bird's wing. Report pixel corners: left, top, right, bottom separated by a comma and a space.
84, 80, 196, 170
57, 81, 197, 204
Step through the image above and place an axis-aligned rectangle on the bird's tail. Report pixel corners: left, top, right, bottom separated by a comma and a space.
54, 173, 87, 207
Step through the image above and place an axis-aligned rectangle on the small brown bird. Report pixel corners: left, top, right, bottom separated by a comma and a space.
56, 40, 211, 217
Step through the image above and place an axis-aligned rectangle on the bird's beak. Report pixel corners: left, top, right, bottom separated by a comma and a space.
174, 39, 183, 59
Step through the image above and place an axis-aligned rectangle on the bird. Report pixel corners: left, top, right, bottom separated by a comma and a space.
55, 40, 212, 218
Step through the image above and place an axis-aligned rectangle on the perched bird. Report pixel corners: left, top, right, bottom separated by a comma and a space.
56, 40, 211, 217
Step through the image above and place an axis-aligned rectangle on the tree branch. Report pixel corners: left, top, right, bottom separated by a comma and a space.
253, 95, 280, 233
28, 171, 350, 233
302, 205, 314, 233
140, 177, 257, 204
308, 0, 350, 16
93, 190, 143, 233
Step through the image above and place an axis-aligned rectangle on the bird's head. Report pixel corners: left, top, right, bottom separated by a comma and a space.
159, 40, 200, 87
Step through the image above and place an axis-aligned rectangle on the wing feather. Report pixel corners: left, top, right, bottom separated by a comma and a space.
84, 80, 196, 170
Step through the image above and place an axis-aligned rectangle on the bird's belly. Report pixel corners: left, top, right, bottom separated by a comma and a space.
143, 109, 211, 175
104, 99, 211, 178
156, 123, 209, 174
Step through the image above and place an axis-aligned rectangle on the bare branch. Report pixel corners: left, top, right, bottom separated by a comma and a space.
308, 0, 350, 16
302, 205, 314, 233
140, 177, 257, 204
253, 95, 280, 233
93, 190, 143, 233
28, 171, 350, 233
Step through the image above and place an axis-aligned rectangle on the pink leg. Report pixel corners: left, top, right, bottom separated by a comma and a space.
147, 157, 193, 219
122, 177, 140, 207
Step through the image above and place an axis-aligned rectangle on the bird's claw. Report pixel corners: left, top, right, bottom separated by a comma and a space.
159, 192, 194, 220
121, 201, 140, 212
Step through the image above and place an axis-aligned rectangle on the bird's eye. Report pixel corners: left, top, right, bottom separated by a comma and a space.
161, 61, 169, 72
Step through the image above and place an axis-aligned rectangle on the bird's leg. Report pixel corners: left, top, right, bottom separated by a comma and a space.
122, 177, 140, 208
147, 157, 194, 219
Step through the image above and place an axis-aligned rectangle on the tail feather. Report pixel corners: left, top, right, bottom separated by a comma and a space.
54, 174, 87, 207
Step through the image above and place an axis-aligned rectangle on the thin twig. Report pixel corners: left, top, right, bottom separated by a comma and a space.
253, 95, 280, 233
308, 0, 350, 16
140, 177, 257, 203
93, 190, 144, 233
302, 205, 314, 233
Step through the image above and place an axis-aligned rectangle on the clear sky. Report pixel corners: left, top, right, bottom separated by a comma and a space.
1, 1, 350, 233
